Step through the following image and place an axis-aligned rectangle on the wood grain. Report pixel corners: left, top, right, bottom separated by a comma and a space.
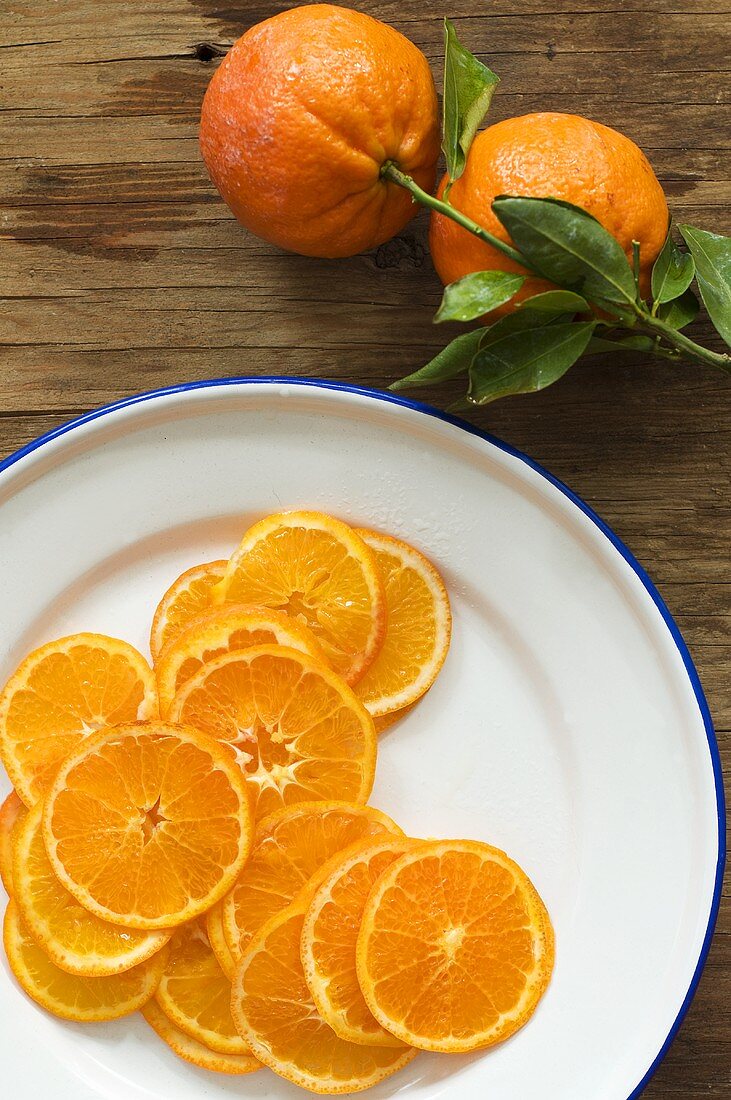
1, 1, 729, 1095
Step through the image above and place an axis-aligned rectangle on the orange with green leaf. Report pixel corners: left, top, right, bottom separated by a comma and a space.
197, 7, 729, 403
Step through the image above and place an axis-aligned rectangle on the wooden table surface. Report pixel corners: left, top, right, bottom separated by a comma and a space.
1, 0, 729, 1094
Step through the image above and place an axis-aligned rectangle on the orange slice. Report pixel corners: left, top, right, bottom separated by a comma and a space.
142, 999, 261, 1075
0, 634, 158, 806
0, 790, 26, 895
301, 835, 420, 1047
43, 721, 252, 929
356, 840, 555, 1052
4, 900, 167, 1022
13, 802, 170, 976
170, 645, 377, 821
155, 919, 250, 1055
373, 703, 417, 734
354, 531, 451, 717
156, 603, 325, 717
206, 902, 236, 980
221, 800, 402, 966
231, 893, 417, 1093
214, 512, 386, 684
150, 559, 227, 660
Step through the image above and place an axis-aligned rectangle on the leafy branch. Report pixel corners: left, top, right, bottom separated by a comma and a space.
383, 19, 731, 406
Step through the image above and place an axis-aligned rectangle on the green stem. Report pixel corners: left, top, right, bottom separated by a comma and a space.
640, 313, 731, 371
381, 161, 541, 276
631, 240, 642, 304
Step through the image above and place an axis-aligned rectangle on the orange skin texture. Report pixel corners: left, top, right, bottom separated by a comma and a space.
200, 4, 440, 258
430, 112, 669, 312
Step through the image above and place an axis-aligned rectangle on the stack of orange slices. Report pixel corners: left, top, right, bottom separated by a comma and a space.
0, 510, 553, 1093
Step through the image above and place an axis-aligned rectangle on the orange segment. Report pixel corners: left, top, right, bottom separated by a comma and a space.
156, 603, 325, 717
155, 919, 250, 1055
231, 895, 417, 1093
4, 901, 167, 1022
0, 634, 158, 806
356, 840, 555, 1052
206, 901, 236, 980
43, 721, 252, 929
214, 511, 386, 684
301, 836, 420, 1047
221, 801, 402, 966
143, 999, 261, 1075
354, 531, 451, 717
0, 790, 26, 895
150, 559, 227, 660
13, 802, 170, 976
170, 645, 377, 821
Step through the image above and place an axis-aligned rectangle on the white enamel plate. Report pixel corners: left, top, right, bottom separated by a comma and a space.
0, 380, 723, 1100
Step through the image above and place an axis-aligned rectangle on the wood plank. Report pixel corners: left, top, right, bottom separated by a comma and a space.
4, 68, 729, 117
4, 6, 729, 57
2, 148, 728, 214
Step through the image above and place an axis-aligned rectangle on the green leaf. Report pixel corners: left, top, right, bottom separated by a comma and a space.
389, 328, 483, 391
479, 307, 568, 349
657, 288, 700, 330
468, 321, 595, 404
442, 18, 499, 185
584, 334, 657, 355
518, 289, 590, 313
492, 196, 637, 305
679, 225, 731, 346
445, 397, 473, 414
435, 271, 525, 323
651, 232, 695, 305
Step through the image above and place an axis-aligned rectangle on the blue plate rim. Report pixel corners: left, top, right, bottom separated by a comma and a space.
0, 375, 725, 1099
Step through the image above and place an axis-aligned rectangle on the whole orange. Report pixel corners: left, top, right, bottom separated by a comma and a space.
199, 4, 440, 258
429, 112, 669, 307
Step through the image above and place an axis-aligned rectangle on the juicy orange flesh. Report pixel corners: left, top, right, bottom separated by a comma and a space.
156, 604, 325, 717
0, 791, 26, 894
356, 544, 440, 708
173, 650, 372, 821
156, 920, 248, 1054
363, 850, 538, 1041
236, 907, 412, 1085
143, 999, 261, 1074
173, 628, 283, 696
4, 644, 153, 803
4, 901, 163, 1020
48, 731, 245, 923
152, 562, 225, 657
15, 803, 166, 972
224, 804, 397, 960
221, 527, 376, 675
307, 844, 413, 1042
